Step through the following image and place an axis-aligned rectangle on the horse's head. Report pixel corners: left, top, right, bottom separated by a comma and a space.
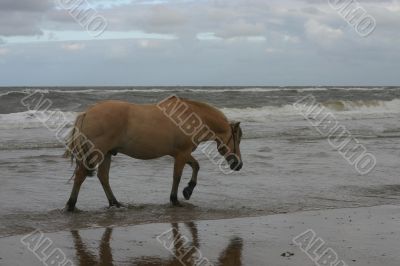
218, 122, 243, 171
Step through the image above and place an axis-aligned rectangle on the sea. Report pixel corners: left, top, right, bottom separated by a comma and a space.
0, 86, 399, 237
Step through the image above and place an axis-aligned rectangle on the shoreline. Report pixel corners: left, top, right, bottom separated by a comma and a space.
0, 201, 389, 239
1, 204, 399, 265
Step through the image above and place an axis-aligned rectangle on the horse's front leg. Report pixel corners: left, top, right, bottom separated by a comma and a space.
183, 155, 199, 200
170, 155, 186, 207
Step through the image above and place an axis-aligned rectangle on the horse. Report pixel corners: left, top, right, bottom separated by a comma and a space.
64, 95, 243, 211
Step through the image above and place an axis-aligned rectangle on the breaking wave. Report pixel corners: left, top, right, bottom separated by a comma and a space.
1, 99, 399, 130
0, 86, 393, 98
0, 111, 77, 130
223, 99, 400, 122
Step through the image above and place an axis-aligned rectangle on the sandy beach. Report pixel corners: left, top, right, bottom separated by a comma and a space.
1, 205, 399, 266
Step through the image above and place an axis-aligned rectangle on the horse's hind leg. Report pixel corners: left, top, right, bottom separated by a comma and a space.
170, 155, 186, 206
66, 164, 88, 212
183, 155, 199, 200
97, 153, 121, 208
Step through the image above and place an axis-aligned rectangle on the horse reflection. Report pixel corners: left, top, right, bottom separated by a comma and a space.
71, 228, 113, 266
71, 222, 243, 266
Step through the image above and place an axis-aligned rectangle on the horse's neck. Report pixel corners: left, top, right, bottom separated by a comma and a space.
181, 99, 229, 142
196, 108, 229, 142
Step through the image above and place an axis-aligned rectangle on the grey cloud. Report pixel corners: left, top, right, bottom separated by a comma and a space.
0, 0, 52, 11
0, 0, 399, 86
303, 0, 395, 3
136, 5, 188, 33
38, 0, 398, 44
214, 20, 265, 39
0, 0, 53, 36
64, 1, 276, 39
0, 11, 45, 36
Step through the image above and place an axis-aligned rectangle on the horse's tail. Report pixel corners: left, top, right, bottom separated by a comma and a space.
63, 112, 85, 162
63, 112, 96, 176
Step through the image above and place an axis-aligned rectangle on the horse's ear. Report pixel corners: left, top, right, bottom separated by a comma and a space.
232, 121, 241, 130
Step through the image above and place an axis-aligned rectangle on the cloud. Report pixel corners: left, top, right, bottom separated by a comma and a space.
138, 39, 162, 48
214, 19, 265, 39
61, 43, 86, 51
0, 0, 399, 85
0, 0, 51, 11
0, 0, 53, 37
265, 47, 282, 53
0, 13, 45, 36
0, 47, 9, 56
139, 5, 188, 33
305, 19, 343, 46
283, 34, 300, 43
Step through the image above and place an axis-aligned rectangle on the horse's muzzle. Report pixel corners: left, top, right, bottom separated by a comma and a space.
227, 155, 243, 171
231, 161, 243, 171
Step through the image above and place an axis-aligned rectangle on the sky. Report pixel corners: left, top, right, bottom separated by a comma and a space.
0, 0, 399, 86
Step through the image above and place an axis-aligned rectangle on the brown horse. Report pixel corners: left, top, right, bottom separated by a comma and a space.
64, 96, 243, 211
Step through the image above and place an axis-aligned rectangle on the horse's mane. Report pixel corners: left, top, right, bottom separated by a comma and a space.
181, 98, 228, 121
180, 98, 229, 134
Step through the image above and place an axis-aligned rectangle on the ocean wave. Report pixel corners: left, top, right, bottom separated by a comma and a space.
223, 99, 400, 122
322, 99, 400, 113
1, 87, 395, 98
188, 87, 286, 93
0, 87, 287, 96
0, 110, 77, 130
52, 88, 169, 94
0, 99, 399, 130
0, 89, 50, 97
60, 86, 393, 93
330, 87, 388, 91
0, 142, 64, 151
221, 105, 298, 122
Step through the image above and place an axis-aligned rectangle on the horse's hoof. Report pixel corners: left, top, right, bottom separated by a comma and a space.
64, 205, 75, 212
171, 200, 183, 207
109, 201, 122, 208
183, 187, 193, 200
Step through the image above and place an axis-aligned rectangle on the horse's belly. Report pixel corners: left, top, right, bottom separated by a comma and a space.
118, 140, 172, 160
120, 150, 166, 160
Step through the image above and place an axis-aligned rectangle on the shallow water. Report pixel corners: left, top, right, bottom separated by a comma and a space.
2, 206, 400, 266
0, 87, 399, 237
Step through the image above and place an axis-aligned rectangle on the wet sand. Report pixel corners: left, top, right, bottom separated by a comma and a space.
1, 205, 399, 266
